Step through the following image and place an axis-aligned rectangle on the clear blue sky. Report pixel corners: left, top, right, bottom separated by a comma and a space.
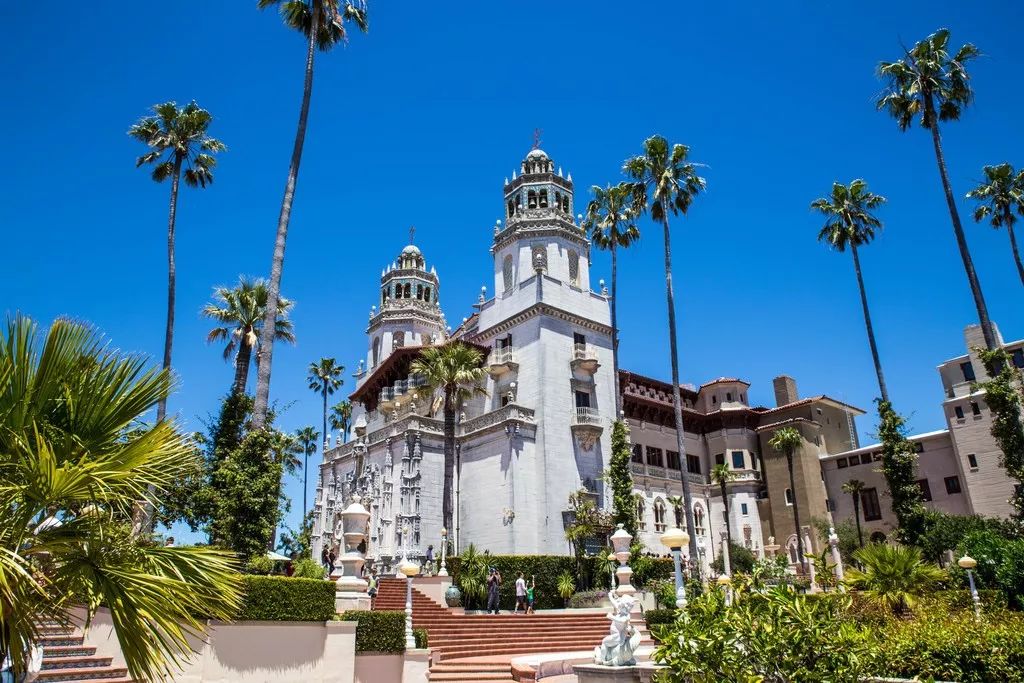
3, 2, 1023, 542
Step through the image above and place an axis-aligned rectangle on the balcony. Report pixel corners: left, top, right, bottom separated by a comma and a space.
570, 344, 600, 373
571, 407, 603, 451
486, 347, 518, 378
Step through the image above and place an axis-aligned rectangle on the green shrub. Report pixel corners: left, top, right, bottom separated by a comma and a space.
710, 542, 756, 575
918, 510, 1019, 562
567, 589, 608, 608
413, 628, 429, 649
292, 558, 325, 579
237, 576, 335, 621
629, 554, 674, 587
923, 589, 1008, 613
341, 610, 406, 652
844, 544, 944, 615
244, 555, 274, 575
875, 609, 1024, 682
647, 579, 677, 609
644, 608, 677, 626
955, 529, 1024, 609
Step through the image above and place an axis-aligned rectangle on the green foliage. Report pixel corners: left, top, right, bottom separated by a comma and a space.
217, 430, 283, 560
876, 400, 928, 544
845, 544, 944, 615
557, 571, 576, 603
917, 510, 1019, 562
567, 589, 609, 608
245, 555, 274, 575
648, 579, 678, 609
128, 100, 224, 187
653, 585, 877, 682
875, 609, 1024, 683
279, 510, 316, 560
749, 556, 790, 587
608, 420, 638, 536
292, 557, 326, 579
811, 517, 859, 565
340, 611, 406, 653
955, 529, 1024, 609
710, 542, 756, 575
628, 553, 674, 587
644, 608, 677, 636
453, 544, 488, 609
238, 575, 335, 621
413, 628, 428, 650
976, 347, 1024, 515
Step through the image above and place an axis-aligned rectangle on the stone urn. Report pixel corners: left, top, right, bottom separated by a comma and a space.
444, 585, 462, 608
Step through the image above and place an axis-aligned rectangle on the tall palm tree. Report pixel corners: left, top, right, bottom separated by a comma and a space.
812, 179, 890, 402
583, 182, 641, 416
768, 426, 808, 573
624, 135, 706, 567
0, 316, 241, 681
329, 399, 353, 444
308, 358, 344, 457
877, 28, 996, 351
410, 343, 487, 533
710, 463, 737, 550
128, 101, 224, 423
842, 479, 866, 547
295, 426, 320, 515
666, 494, 684, 527
252, 0, 368, 429
202, 277, 296, 396
966, 163, 1024, 286
267, 429, 303, 548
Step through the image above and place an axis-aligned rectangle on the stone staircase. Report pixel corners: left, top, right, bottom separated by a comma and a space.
374, 578, 649, 682
36, 624, 133, 682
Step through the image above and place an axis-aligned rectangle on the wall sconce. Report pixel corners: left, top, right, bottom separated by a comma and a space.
502, 508, 516, 525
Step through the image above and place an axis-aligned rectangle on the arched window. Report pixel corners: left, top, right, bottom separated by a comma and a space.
507, 199, 515, 217
416, 285, 423, 300
372, 337, 381, 367
653, 499, 667, 532
636, 497, 646, 530
531, 245, 547, 272
568, 250, 579, 286
393, 331, 405, 349
403, 283, 411, 298
554, 191, 562, 211
503, 255, 514, 291
787, 535, 799, 564
424, 287, 431, 302
562, 195, 570, 212
382, 287, 389, 304
528, 190, 537, 209
539, 189, 549, 208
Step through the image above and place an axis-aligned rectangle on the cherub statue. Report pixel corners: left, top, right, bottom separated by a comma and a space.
593, 588, 641, 666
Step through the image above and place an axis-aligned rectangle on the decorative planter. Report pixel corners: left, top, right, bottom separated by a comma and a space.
444, 585, 462, 607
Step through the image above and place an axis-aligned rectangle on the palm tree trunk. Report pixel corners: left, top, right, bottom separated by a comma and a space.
852, 495, 863, 547
156, 153, 184, 424
850, 243, 889, 402
610, 241, 621, 417
232, 335, 253, 396
252, 2, 320, 428
925, 94, 997, 351
787, 451, 808, 573
720, 481, 732, 549
442, 390, 456, 533
660, 214, 701, 571
1005, 211, 1024, 287
322, 385, 329, 463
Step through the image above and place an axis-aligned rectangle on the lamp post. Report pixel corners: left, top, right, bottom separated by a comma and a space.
958, 555, 982, 621
439, 527, 449, 577
716, 575, 732, 606
661, 526, 690, 609
400, 556, 419, 649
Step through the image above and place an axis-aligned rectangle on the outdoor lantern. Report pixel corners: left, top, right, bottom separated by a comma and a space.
716, 575, 731, 586
661, 527, 689, 551
958, 555, 977, 570
400, 558, 418, 578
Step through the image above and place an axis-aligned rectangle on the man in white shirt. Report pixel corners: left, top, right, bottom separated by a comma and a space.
514, 572, 527, 614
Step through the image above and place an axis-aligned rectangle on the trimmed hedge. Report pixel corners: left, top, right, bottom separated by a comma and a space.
568, 590, 609, 608
341, 610, 406, 653
237, 576, 335, 621
644, 608, 677, 626
414, 628, 429, 649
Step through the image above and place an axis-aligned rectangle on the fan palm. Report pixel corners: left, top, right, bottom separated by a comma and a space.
844, 543, 944, 615
966, 163, 1024, 286
329, 399, 353, 445
202, 277, 296, 396
710, 464, 737, 550
812, 179, 890, 402
624, 135, 705, 568
128, 101, 224, 424
841, 479, 866, 547
252, 0, 369, 429
410, 343, 486, 534
583, 182, 640, 415
877, 28, 996, 350
767, 427, 808, 573
295, 425, 320, 515
0, 316, 241, 681
308, 357, 344, 459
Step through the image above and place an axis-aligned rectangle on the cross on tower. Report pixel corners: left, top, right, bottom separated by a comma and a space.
532, 127, 542, 150
409, 225, 415, 244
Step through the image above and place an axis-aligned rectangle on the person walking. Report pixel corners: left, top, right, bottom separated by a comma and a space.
514, 572, 527, 614
425, 544, 435, 576
367, 570, 378, 602
526, 576, 536, 615
327, 548, 337, 576
486, 568, 502, 615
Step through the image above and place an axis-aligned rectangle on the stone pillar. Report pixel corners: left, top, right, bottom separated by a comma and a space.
829, 527, 845, 587
335, 496, 372, 612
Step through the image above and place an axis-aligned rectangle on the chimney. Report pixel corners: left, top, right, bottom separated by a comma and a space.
773, 375, 798, 407
964, 322, 1003, 353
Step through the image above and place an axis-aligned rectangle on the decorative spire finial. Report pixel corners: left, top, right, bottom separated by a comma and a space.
409, 225, 415, 244
532, 127, 542, 150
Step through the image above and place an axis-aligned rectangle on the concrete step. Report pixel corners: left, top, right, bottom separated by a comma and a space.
437, 642, 604, 662
42, 656, 113, 671
43, 646, 97, 659
431, 663, 511, 673
35, 666, 129, 681
39, 636, 86, 648
428, 672, 513, 681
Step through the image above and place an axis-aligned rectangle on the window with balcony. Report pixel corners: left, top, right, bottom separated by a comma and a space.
687, 454, 701, 474
961, 361, 976, 382
575, 391, 591, 409
574, 332, 586, 345
968, 453, 979, 469
646, 447, 664, 468
731, 451, 745, 469
944, 476, 962, 495
917, 479, 932, 502
666, 450, 681, 470
631, 444, 643, 463
861, 488, 882, 521
653, 499, 667, 532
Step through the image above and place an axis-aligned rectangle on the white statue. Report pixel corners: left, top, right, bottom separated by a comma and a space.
593, 588, 642, 667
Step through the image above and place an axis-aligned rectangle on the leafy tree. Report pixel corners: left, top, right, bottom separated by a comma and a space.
710, 463, 737, 550
966, 163, 1024, 287
767, 427, 808, 573
329, 399, 353, 444
202, 276, 295, 396
710, 542, 756, 575
975, 347, 1024, 516
955, 529, 1024, 610
128, 101, 224, 425
624, 135, 706, 568
216, 429, 283, 561
0, 316, 241, 681
308, 357, 344, 463
565, 489, 611, 585
411, 343, 487, 533
295, 425, 320, 515
841, 479, 866, 547
607, 419, 637, 536
583, 182, 640, 414
877, 28, 997, 351
877, 400, 928, 544
918, 510, 1020, 563
845, 544, 944, 615
812, 179, 890, 402
251, 0, 369, 429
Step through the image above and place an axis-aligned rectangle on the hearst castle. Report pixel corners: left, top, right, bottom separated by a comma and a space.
311, 148, 1023, 575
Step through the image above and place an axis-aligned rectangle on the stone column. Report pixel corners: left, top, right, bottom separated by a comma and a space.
335, 496, 372, 612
